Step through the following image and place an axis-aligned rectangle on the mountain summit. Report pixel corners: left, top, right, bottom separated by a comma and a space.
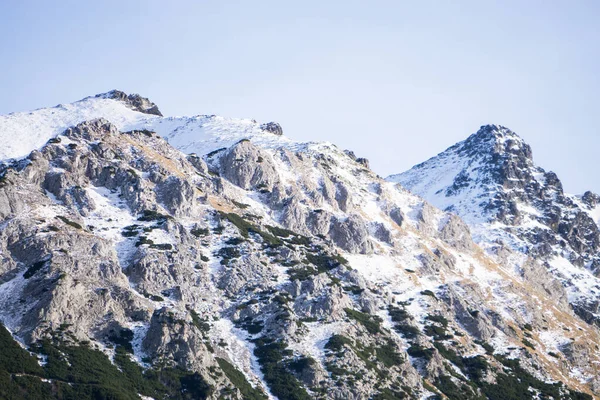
0, 94, 598, 399
0, 90, 286, 163
97, 89, 164, 116
391, 124, 600, 329
389, 124, 540, 224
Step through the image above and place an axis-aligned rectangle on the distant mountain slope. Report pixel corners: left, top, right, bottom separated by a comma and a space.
0, 95, 597, 399
390, 124, 600, 326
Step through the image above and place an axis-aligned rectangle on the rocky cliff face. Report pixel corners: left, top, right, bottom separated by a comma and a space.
392, 124, 600, 391
0, 97, 597, 399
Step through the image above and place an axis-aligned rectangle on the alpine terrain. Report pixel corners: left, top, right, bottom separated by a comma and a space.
0, 92, 598, 400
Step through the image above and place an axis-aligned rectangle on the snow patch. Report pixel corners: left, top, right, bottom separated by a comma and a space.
211, 318, 274, 399
288, 322, 345, 364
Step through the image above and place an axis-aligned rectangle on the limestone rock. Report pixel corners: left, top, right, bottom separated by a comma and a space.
259, 121, 283, 135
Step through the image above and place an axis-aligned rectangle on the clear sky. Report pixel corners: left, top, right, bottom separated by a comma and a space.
1, 0, 599, 194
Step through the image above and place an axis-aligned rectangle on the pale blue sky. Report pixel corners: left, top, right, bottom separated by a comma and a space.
1, 0, 598, 193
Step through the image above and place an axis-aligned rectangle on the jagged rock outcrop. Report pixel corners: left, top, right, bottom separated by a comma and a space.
143, 308, 213, 369
0, 94, 597, 400
260, 121, 283, 135
582, 191, 600, 209
100, 89, 163, 116
329, 215, 374, 254
212, 139, 279, 190
438, 214, 474, 252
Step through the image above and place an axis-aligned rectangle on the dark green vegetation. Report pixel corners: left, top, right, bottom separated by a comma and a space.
56, 216, 83, 230
425, 315, 448, 327
433, 375, 481, 400
325, 335, 400, 369
216, 357, 267, 400
220, 212, 320, 249
343, 284, 364, 295
219, 212, 350, 288
205, 147, 226, 158
384, 301, 590, 399
428, 342, 592, 400
231, 200, 250, 209
373, 387, 409, 399
305, 252, 348, 270
375, 341, 404, 368
150, 243, 173, 250
478, 355, 592, 400
475, 340, 495, 355
288, 356, 316, 374
137, 209, 171, 223
286, 251, 348, 281
0, 324, 45, 379
121, 224, 139, 237
0, 323, 214, 399
406, 344, 434, 360
287, 266, 319, 281
219, 212, 281, 246
141, 291, 164, 302
522, 338, 536, 349
236, 316, 264, 334
190, 226, 210, 237
217, 246, 241, 264
324, 334, 352, 353
252, 337, 311, 400
123, 129, 154, 138
225, 236, 245, 245
423, 324, 453, 340
107, 328, 134, 353
420, 289, 437, 299
344, 308, 383, 334
134, 234, 154, 247
189, 309, 211, 333
388, 305, 420, 339
323, 334, 410, 398
134, 235, 173, 251
266, 225, 311, 245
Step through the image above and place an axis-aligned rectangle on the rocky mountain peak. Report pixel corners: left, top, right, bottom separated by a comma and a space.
96, 89, 163, 116
460, 124, 532, 162
392, 124, 600, 333
0, 95, 599, 399
259, 121, 283, 135
388, 124, 541, 225
470, 123, 521, 141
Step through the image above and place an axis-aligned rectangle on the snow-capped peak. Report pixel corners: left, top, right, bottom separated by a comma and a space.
390, 124, 600, 335
457, 124, 531, 160
387, 124, 541, 225
91, 89, 163, 116
0, 91, 287, 163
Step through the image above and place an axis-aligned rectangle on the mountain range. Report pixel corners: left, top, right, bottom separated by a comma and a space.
0, 91, 598, 400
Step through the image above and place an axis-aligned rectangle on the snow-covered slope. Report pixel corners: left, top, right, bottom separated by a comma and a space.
130, 115, 295, 156
389, 124, 538, 225
0, 90, 293, 163
0, 94, 150, 161
390, 124, 600, 325
1, 94, 599, 399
